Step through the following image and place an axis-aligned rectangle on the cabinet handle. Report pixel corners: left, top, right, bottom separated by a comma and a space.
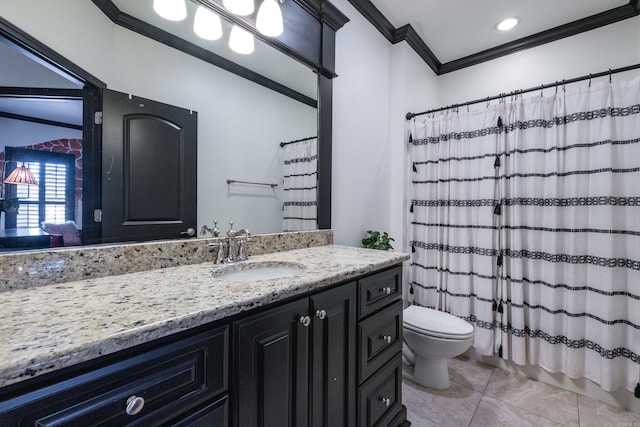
382, 335, 393, 344
381, 286, 392, 295
315, 309, 327, 320
299, 315, 311, 327
380, 397, 391, 407
126, 395, 145, 416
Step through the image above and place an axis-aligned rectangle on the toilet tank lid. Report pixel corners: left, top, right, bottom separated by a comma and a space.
404, 305, 474, 336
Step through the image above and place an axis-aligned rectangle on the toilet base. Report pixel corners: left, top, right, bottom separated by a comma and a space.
412, 355, 450, 389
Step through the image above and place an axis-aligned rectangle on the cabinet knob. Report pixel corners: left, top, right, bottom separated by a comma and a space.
380, 397, 391, 407
315, 309, 327, 320
381, 286, 392, 295
126, 395, 145, 416
382, 335, 393, 344
299, 315, 311, 327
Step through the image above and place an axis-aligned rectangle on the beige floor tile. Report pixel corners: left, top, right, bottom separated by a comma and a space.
406, 407, 445, 427
449, 355, 495, 393
470, 396, 564, 427
403, 378, 482, 427
577, 394, 640, 427
484, 368, 579, 427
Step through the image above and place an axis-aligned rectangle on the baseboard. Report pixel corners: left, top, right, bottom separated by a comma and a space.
464, 348, 640, 414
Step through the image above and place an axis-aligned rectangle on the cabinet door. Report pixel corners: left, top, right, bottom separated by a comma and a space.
234, 299, 310, 427
310, 282, 356, 427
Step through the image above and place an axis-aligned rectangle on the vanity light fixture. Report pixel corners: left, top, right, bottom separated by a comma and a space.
256, 0, 284, 37
153, 0, 188, 21
223, 0, 255, 16
229, 25, 255, 54
496, 17, 520, 31
194, 6, 223, 40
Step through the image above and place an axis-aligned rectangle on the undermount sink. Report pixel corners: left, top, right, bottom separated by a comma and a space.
212, 261, 306, 282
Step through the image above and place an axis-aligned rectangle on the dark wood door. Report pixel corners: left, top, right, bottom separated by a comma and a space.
233, 299, 310, 427
101, 89, 197, 243
310, 282, 356, 427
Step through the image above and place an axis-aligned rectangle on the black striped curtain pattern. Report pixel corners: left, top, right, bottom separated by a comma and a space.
282, 138, 318, 232
408, 78, 640, 393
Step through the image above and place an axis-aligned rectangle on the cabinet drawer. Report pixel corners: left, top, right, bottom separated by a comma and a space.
358, 354, 402, 427
358, 266, 402, 319
171, 395, 228, 427
358, 300, 402, 383
0, 326, 228, 426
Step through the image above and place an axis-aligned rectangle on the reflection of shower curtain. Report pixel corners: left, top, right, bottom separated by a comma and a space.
409, 78, 640, 393
282, 138, 318, 231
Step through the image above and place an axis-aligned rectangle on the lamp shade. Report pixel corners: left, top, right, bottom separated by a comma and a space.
153, 0, 187, 21
229, 25, 255, 54
4, 165, 38, 186
194, 6, 223, 40
256, 0, 283, 37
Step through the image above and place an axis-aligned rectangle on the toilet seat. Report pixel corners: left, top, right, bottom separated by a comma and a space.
403, 306, 474, 340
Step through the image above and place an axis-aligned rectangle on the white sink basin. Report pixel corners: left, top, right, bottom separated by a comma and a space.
212, 261, 306, 282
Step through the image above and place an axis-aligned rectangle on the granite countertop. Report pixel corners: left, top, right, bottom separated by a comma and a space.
0, 245, 408, 389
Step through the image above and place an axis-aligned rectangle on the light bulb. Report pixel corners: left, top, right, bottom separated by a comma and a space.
229, 25, 255, 54
496, 17, 520, 31
256, 0, 283, 37
194, 6, 223, 40
223, 0, 255, 16
153, 0, 187, 21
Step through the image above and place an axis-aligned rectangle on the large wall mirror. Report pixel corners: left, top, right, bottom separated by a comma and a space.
0, 0, 347, 251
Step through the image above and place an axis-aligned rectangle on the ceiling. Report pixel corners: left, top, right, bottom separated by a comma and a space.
352, 0, 639, 74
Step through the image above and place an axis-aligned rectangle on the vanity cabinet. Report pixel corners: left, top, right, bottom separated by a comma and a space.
0, 325, 229, 426
356, 266, 406, 427
233, 282, 356, 427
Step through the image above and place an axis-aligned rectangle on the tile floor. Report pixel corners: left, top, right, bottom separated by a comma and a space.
403, 356, 640, 427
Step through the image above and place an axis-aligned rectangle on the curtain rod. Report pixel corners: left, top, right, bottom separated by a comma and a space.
406, 62, 640, 120
280, 136, 317, 147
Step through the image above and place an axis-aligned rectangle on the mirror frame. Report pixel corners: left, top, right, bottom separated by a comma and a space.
0, 0, 348, 246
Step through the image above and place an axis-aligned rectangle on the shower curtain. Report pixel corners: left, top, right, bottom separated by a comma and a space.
282, 138, 318, 231
408, 78, 640, 393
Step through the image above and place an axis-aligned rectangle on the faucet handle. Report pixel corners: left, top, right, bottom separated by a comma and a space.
212, 220, 219, 237
227, 221, 235, 236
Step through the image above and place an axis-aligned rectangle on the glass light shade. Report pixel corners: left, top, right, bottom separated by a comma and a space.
4, 166, 38, 185
229, 25, 255, 54
223, 0, 255, 16
194, 6, 223, 40
256, 0, 283, 37
153, 0, 187, 21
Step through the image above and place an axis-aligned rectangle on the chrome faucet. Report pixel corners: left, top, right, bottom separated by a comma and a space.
209, 221, 252, 263
226, 221, 252, 263
200, 220, 220, 237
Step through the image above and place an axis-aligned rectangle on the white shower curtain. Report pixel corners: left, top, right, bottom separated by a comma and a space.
282, 138, 318, 232
409, 78, 640, 393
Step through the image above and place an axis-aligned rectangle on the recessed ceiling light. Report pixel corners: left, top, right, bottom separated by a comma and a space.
496, 17, 520, 31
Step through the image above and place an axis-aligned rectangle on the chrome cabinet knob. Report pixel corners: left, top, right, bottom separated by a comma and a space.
381, 286, 392, 295
299, 315, 311, 327
126, 395, 145, 416
382, 335, 393, 344
380, 397, 391, 407
315, 309, 327, 320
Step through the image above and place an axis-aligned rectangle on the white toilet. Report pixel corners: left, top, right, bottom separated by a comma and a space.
402, 305, 474, 389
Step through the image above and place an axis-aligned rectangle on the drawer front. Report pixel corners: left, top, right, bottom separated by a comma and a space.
171, 395, 228, 427
358, 266, 402, 319
1, 326, 228, 426
358, 354, 402, 427
358, 300, 402, 383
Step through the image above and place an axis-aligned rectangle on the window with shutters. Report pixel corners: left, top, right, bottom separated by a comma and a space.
3, 148, 75, 229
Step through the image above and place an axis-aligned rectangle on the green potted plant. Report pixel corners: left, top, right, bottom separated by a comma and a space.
362, 230, 394, 250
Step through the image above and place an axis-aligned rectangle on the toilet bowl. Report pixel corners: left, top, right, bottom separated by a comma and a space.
402, 305, 474, 389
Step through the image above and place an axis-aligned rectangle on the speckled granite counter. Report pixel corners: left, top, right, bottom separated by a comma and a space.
0, 245, 408, 389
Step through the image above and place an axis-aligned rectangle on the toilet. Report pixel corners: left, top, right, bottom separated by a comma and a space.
402, 305, 474, 389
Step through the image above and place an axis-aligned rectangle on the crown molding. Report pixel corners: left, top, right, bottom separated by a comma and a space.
347, 0, 640, 75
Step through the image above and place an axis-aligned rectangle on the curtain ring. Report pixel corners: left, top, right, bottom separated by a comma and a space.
589, 73, 592, 87
486, 97, 490, 108
609, 69, 612, 84
540, 84, 544, 97
562, 79, 566, 92
555, 82, 558, 95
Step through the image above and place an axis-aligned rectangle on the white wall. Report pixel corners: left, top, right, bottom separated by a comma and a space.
0, 0, 316, 235
331, 0, 437, 247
